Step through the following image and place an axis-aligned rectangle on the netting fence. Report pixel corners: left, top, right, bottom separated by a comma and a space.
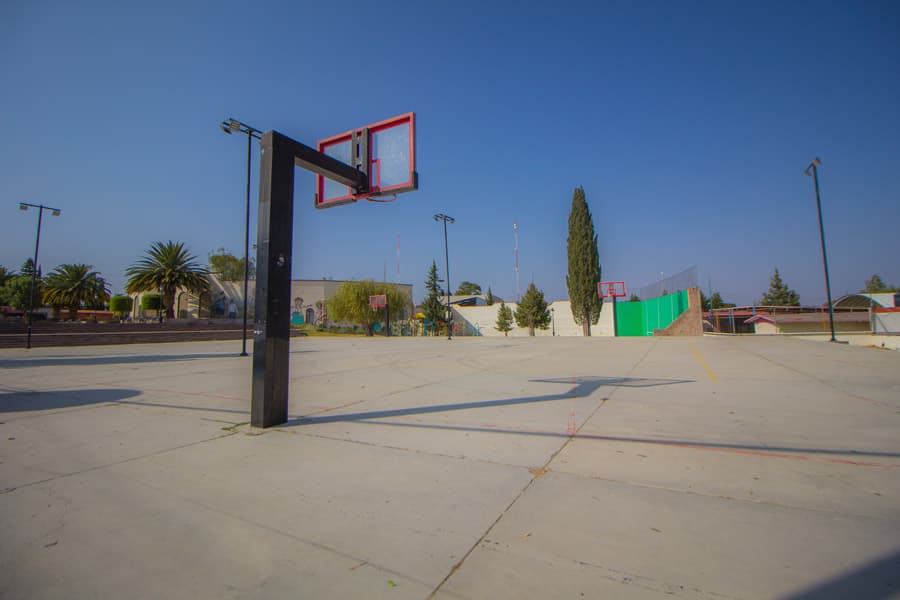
635, 265, 698, 300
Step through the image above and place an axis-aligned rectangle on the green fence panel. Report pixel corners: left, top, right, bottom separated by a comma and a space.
615, 290, 689, 336
615, 301, 646, 336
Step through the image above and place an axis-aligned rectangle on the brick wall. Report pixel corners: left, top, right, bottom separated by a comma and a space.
655, 288, 703, 336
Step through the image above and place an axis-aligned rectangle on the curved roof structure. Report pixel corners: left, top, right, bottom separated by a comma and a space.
832, 293, 896, 309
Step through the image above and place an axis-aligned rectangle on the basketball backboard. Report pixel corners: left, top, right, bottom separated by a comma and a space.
315, 112, 417, 208
369, 294, 387, 309
599, 281, 627, 298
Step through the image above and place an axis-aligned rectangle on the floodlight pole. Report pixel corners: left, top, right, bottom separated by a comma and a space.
19, 203, 61, 349
805, 158, 836, 343
251, 130, 367, 427
221, 118, 262, 357
434, 213, 454, 340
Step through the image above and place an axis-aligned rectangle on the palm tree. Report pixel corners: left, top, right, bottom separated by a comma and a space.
125, 241, 209, 319
43, 264, 111, 320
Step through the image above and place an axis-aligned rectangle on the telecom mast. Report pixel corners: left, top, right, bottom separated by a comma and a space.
514, 221, 520, 301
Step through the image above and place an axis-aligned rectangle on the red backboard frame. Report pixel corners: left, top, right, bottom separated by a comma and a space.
315, 112, 417, 209
598, 281, 627, 298
369, 294, 387, 309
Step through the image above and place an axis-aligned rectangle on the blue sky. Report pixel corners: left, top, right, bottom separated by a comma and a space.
2, 0, 898, 305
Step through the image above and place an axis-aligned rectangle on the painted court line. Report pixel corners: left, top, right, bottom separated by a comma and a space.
690, 344, 718, 382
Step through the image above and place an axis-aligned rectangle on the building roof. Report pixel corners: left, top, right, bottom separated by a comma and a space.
745, 312, 870, 325
833, 293, 897, 309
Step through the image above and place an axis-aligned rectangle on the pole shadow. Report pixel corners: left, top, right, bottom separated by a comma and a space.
287, 376, 692, 426
352, 420, 900, 460
780, 547, 900, 599
0, 353, 240, 369
0, 388, 143, 412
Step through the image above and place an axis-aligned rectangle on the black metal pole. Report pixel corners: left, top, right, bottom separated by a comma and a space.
443, 218, 451, 340
249, 129, 367, 428
811, 164, 837, 342
613, 296, 619, 337
241, 130, 252, 356
25, 207, 44, 349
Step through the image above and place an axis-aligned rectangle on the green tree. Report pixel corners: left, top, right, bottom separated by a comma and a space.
327, 280, 410, 336
566, 186, 602, 336
863, 274, 896, 293
701, 291, 736, 311
1, 259, 41, 311
208, 248, 255, 281
761, 268, 800, 306
19, 258, 39, 279
421, 261, 446, 334
455, 281, 482, 295
0, 265, 15, 288
628, 294, 640, 302
109, 295, 134, 318
125, 241, 210, 319
43, 264, 111, 319
141, 294, 162, 313
495, 302, 514, 336
485, 286, 494, 306
515, 283, 551, 336
1, 276, 37, 311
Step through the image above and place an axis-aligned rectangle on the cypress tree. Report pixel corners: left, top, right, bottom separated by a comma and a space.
566, 186, 602, 335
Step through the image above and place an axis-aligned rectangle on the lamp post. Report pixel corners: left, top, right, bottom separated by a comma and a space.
19, 203, 61, 349
221, 117, 261, 357
804, 157, 837, 343
433, 213, 455, 340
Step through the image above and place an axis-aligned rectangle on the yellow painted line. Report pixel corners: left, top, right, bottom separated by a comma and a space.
690, 344, 718, 382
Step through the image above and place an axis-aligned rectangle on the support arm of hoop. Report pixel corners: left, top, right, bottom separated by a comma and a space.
262, 130, 369, 194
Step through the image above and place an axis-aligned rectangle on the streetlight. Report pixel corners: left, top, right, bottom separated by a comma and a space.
433, 213, 455, 340
19, 203, 61, 349
221, 117, 262, 357
804, 157, 837, 343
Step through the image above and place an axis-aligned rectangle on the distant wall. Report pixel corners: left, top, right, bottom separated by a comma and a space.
451, 300, 614, 337
874, 310, 900, 334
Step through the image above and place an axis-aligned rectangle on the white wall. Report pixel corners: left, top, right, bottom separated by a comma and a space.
874, 311, 900, 334
452, 300, 614, 337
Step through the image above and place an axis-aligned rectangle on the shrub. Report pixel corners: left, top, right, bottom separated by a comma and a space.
141, 294, 162, 311
110, 295, 133, 317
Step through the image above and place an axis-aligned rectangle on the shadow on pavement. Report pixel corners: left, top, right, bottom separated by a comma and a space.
0, 353, 238, 368
288, 376, 692, 426
780, 546, 900, 599
0, 388, 142, 412
353, 420, 900, 460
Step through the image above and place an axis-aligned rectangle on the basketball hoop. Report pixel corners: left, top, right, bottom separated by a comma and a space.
598, 281, 627, 299
355, 193, 398, 204
369, 294, 387, 309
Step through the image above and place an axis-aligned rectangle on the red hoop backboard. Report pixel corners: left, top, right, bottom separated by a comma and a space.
369, 294, 387, 309
315, 112, 417, 209
598, 281, 627, 298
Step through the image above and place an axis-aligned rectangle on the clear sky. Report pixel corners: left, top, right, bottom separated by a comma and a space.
2, 0, 898, 305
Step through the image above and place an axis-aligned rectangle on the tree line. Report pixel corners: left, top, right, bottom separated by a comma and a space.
0, 243, 252, 320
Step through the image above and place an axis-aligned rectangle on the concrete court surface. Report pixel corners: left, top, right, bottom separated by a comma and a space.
0, 335, 898, 599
